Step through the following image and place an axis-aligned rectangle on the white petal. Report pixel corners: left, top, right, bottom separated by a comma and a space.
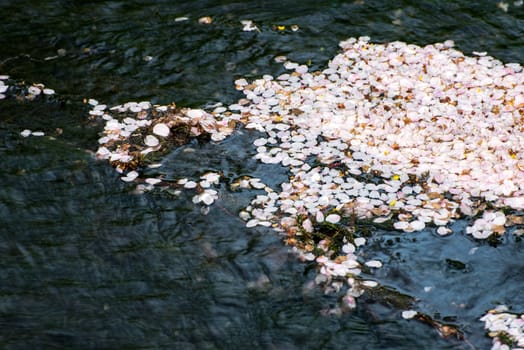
201, 193, 215, 205
365, 260, 383, 268
246, 219, 259, 228
250, 179, 266, 189
302, 218, 314, 232
342, 243, 355, 254
394, 221, 409, 230
491, 212, 506, 226
199, 180, 211, 188
187, 109, 204, 118
184, 181, 197, 189
361, 280, 378, 288
121, 171, 139, 182
472, 230, 492, 239
144, 135, 159, 147
145, 178, 162, 185
437, 227, 451, 236
28, 86, 41, 95
373, 216, 390, 223
410, 220, 426, 231
354, 237, 366, 247
153, 123, 170, 137
140, 147, 154, 155
402, 310, 418, 319
325, 214, 341, 224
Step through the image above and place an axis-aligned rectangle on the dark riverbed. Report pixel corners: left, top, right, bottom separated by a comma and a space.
1, 1, 523, 349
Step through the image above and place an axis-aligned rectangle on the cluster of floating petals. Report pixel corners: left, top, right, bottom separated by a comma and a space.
230, 36, 524, 245
466, 210, 507, 239
220, 37, 524, 313
90, 37, 524, 325
192, 189, 219, 206
92, 99, 237, 183
481, 306, 524, 350
0, 76, 57, 137
91, 98, 235, 204
0, 75, 55, 101
178, 173, 221, 205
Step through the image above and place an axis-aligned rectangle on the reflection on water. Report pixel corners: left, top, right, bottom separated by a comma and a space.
1, 0, 523, 349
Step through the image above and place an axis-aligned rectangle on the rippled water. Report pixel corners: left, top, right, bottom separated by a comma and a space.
1, 1, 523, 349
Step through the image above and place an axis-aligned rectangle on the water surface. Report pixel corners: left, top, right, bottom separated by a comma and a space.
1, 1, 523, 349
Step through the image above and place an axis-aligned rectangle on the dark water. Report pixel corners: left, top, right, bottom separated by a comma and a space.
1, 1, 523, 349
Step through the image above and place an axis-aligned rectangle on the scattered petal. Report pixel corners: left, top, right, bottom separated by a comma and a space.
153, 123, 170, 137
325, 214, 341, 224
361, 280, 378, 288
365, 260, 383, 268
121, 171, 139, 182
183, 181, 197, 189
144, 135, 159, 147
402, 310, 418, 319
145, 178, 162, 185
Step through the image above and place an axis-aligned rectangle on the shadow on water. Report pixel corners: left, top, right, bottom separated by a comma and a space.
1, 0, 523, 349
